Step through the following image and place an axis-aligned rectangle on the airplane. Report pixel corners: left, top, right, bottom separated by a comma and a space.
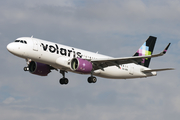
7, 36, 174, 85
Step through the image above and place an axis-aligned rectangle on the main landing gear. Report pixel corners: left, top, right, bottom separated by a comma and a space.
59, 70, 69, 85
59, 70, 97, 85
59, 78, 69, 85
87, 71, 97, 84
87, 76, 97, 83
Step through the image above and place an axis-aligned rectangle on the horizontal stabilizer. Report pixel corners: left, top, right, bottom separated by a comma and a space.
141, 68, 174, 73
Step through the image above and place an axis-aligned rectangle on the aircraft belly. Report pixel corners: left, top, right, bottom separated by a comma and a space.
94, 66, 147, 79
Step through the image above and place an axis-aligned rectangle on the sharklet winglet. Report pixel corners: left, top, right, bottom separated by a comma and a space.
162, 43, 171, 54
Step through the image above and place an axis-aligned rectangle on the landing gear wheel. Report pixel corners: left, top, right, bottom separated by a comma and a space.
59, 78, 69, 85
59, 70, 69, 85
24, 67, 29, 71
59, 78, 63, 84
87, 77, 97, 83
92, 77, 97, 83
64, 78, 69, 84
88, 77, 92, 83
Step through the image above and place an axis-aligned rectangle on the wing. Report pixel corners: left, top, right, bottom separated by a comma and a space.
91, 43, 171, 71
141, 68, 174, 73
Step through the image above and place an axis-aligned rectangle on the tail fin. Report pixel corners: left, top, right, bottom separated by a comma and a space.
133, 36, 157, 68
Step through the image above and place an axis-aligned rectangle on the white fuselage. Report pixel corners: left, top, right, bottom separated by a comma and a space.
7, 37, 157, 79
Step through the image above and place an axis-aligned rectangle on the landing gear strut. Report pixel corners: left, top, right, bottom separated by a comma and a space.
24, 59, 31, 71
59, 70, 69, 85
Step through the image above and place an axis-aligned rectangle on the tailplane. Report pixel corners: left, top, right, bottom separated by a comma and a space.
133, 36, 157, 68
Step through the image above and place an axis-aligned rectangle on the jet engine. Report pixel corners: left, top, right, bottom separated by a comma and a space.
28, 61, 51, 76
70, 58, 93, 74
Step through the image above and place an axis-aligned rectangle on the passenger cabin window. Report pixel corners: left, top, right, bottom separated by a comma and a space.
15, 40, 27, 44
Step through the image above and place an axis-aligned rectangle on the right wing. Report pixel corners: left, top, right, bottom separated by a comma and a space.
141, 68, 174, 73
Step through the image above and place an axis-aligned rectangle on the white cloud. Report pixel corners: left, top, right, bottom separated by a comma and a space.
2, 97, 30, 105
3, 97, 16, 104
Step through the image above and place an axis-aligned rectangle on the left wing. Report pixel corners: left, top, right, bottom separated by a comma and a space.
91, 43, 171, 70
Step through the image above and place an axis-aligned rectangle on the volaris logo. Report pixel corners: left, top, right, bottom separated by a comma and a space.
137, 43, 152, 56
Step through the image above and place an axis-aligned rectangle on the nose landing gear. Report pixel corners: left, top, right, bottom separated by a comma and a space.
24, 67, 29, 71
23, 59, 31, 71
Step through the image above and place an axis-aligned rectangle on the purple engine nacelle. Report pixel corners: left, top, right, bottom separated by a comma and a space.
70, 58, 93, 74
28, 61, 51, 76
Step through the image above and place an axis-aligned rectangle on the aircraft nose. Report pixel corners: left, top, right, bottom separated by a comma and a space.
7, 43, 15, 53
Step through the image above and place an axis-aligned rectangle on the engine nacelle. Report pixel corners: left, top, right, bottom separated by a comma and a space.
28, 61, 51, 76
70, 58, 93, 74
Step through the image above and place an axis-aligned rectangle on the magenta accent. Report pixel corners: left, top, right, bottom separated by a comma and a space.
76, 58, 92, 73
139, 53, 143, 56
138, 49, 142, 53
142, 59, 145, 63
29, 62, 51, 76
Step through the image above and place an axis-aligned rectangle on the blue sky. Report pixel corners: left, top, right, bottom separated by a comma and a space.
1, 0, 180, 120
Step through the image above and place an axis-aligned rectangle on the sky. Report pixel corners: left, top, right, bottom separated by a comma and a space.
1, 0, 180, 120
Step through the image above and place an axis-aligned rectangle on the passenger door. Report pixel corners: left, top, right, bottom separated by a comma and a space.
32, 38, 38, 51
129, 64, 134, 75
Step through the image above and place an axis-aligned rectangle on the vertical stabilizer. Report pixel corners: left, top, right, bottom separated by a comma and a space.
133, 36, 157, 67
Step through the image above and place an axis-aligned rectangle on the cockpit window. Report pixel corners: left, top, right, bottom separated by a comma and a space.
15, 40, 20, 42
15, 40, 27, 44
